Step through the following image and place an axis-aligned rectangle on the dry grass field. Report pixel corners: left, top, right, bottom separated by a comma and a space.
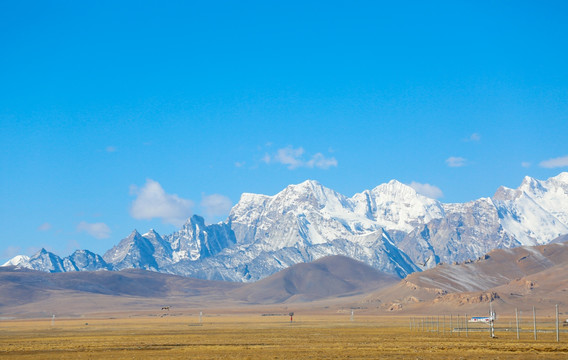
1, 314, 567, 359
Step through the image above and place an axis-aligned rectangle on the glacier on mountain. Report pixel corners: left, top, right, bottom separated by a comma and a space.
4, 172, 568, 282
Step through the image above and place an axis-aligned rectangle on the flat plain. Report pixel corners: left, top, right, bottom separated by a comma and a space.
1, 314, 567, 359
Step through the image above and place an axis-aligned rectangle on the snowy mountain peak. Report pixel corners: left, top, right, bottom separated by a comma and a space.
519, 176, 546, 195
144, 229, 158, 236
290, 179, 323, 189
2, 254, 30, 267
281, 179, 339, 205
371, 179, 420, 199
552, 172, 568, 183
351, 179, 445, 233
492, 173, 568, 246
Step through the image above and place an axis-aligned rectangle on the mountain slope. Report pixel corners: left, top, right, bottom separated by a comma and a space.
492, 173, 568, 246
0, 265, 243, 313
364, 240, 568, 308
229, 255, 399, 303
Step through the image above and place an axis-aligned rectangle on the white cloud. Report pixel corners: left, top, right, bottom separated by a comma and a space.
521, 162, 531, 168
409, 182, 444, 199
267, 146, 338, 170
37, 222, 52, 231
130, 179, 193, 226
235, 161, 246, 168
77, 221, 111, 239
539, 155, 568, 168
200, 194, 233, 219
446, 156, 467, 167
274, 146, 305, 169
106, 146, 117, 153
466, 133, 481, 142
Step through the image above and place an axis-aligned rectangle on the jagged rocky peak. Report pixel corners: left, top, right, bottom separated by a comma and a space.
103, 229, 160, 271
186, 214, 206, 227
27, 248, 65, 273
64, 249, 110, 272
127, 229, 142, 239
165, 214, 236, 262
492, 186, 520, 201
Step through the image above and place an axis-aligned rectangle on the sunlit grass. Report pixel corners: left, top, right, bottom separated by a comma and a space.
0, 315, 566, 359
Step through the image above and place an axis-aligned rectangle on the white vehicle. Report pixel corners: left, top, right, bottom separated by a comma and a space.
469, 302, 497, 337
469, 315, 495, 324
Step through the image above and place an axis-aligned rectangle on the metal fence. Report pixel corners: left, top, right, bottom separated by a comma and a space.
409, 304, 566, 342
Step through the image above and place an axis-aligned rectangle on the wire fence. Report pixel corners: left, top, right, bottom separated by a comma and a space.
409, 304, 567, 342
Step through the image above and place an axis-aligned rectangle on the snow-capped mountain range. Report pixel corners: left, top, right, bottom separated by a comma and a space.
4, 173, 568, 282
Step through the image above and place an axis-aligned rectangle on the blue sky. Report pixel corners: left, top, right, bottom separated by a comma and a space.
1, 1, 567, 263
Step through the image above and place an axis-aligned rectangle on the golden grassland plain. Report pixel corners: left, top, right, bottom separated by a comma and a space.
1, 314, 567, 359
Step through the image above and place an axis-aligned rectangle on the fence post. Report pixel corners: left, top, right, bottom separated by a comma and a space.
533, 306, 537, 341
515, 308, 519, 340
465, 313, 468, 337
556, 304, 559, 343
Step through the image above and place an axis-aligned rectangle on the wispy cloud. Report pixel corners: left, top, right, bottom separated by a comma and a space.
77, 221, 111, 239
266, 146, 338, 170
274, 146, 305, 169
521, 162, 531, 168
539, 155, 568, 168
306, 153, 338, 169
1, 246, 22, 261
464, 133, 481, 142
106, 146, 117, 153
446, 156, 467, 167
200, 194, 233, 221
409, 182, 444, 199
37, 222, 52, 232
130, 179, 193, 226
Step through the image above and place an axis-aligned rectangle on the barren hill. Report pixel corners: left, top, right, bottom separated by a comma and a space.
0, 266, 242, 317
364, 240, 568, 312
229, 255, 399, 303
